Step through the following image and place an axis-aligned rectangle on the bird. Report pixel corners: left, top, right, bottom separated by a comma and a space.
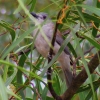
31, 12, 73, 87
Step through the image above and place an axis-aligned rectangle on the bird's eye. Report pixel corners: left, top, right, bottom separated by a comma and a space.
43, 15, 46, 19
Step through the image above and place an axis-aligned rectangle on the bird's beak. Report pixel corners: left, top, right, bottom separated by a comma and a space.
30, 12, 38, 18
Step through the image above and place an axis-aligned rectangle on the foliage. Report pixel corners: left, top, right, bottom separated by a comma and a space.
0, 0, 100, 100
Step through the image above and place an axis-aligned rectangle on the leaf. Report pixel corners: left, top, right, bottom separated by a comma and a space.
0, 76, 8, 100
25, 87, 33, 99
53, 74, 61, 95
68, 43, 77, 58
6, 88, 21, 100
17, 50, 30, 99
14, 5, 22, 14
92, 0, 100, 37
1, 26, 36, 59
92, 22, 99, 37
15, 42, 32, 53
77, 79, 100, 93
29, 0, 37, 12
26, 98, 33, 100
14, 0, 27, 14
82, 34, 100, 50
85, 85, 98, 100
3, 56, 9, 82
70, 24, 96, 99
0, 60, 42, 81
77, 4, 100, 17
75, 6, 87, 27
46, 96, 54, 100
74, 11, 100, 23
0, 20, 15, 41
5, 67, 17, 86
41, 87, 48, 100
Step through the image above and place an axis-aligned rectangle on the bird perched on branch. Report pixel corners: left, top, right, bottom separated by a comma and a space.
31, 12, 73, 87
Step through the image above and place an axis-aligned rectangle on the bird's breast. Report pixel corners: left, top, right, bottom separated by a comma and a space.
33, 23, 54, 57
35, 34, 50, 57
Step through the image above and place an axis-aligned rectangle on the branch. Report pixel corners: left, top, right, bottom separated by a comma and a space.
10, 47, 35, 58
47, 0, 69, 99
74, 46, 94, 64
47, 9, 62, 100
61, 51, 100, 100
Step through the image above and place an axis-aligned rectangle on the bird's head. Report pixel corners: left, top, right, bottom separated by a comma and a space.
31, 12, 48, 24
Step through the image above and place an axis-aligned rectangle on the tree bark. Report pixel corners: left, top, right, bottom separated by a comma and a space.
61, 51, 100, 100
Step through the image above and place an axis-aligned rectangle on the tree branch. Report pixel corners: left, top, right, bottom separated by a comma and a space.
47, 9, 62, 100
61, 51, 100, 100
47, 0, 69, 99
10, 47, 35, 58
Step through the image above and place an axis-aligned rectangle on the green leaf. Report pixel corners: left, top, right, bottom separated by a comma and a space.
85, 85, 98, 100
5, 67, 17, 86
92, 0, 100, 37
29, 0, 37, 12
0, 76, 8, 100
0, 20, 15, 41
14, 0, 27, 14
74, 11, 100, 23
53, 74, 61, 95
14, 5, 22, 14
69, 24, 96, 99
75, 6, 87, 27
17, 51, 30, 100
26, 98, 33, 100
0, 60, 42, 81
1, 26, 36, 59
77, 4, 100, 17
41, 87, 48, 100
46, 96, 54, 100
3, 56, 9, 82
26, 87, 33, 99
15, 43, 32, 53
92, 22, 99, 37
6, 88, 21, 100
82, 34, 100, 50
68, 43, 78, 59
77, 79, 100, 93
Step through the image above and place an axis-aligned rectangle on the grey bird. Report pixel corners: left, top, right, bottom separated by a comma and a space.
31, 12, 73, 87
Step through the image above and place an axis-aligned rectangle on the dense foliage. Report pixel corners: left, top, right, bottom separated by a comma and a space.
0, 0, 100, 100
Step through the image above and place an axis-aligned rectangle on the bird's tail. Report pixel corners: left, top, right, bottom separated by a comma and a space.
62, 65, 73, 87
58, 54, 73, 87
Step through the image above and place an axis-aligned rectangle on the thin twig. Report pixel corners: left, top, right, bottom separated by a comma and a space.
62, 29, 71, 35
76, 32, 85, 39
10, 47, 35, 58
47, 11, 62, 100
9, 82, 29, 100
96, 34, 100, 38
0, 31, 8, 36
47, 0, 69, 100
9, 73, 39, 100
74, 46, 94, 64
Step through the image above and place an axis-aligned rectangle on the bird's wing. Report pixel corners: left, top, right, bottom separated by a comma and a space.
56, 30, 73, 65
